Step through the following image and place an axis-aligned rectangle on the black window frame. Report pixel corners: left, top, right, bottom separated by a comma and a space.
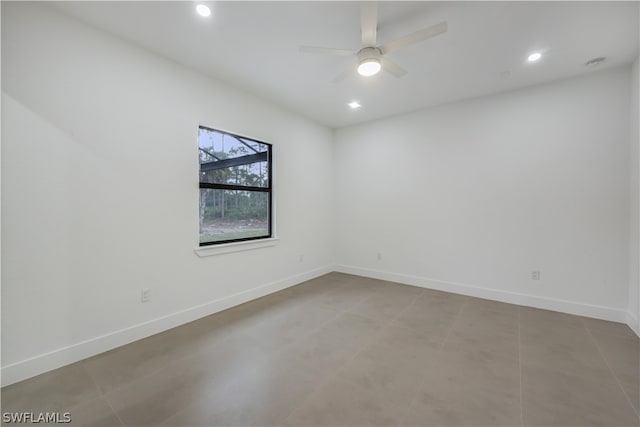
198, 125, 273, 246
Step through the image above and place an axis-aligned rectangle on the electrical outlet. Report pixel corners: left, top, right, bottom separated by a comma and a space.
141, 289, 151, 303
377, 252, 382, 261
299, 254, 304, 263
531, 270, 540, 281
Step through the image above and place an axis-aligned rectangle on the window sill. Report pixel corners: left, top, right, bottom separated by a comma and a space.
194, 237, 279, 257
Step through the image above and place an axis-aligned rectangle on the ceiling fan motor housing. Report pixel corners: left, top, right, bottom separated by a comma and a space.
358, 47, 382, 64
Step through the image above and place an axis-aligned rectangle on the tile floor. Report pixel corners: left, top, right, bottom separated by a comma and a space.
2, 273, 639, 426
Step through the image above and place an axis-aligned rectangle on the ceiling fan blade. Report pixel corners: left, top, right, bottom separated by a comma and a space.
379, 21, 447, 54
360, 2, 378, 46
382, 58, 407, 78
299, 46, 355, 56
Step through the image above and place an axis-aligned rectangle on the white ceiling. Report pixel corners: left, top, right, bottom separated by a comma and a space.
51, 1, 639, 128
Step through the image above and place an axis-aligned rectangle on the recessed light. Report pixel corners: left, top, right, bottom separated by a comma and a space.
527, 52, 542, 62
357, 59, 381, 77
348, 101, 361, 109
196, 4, 211, 17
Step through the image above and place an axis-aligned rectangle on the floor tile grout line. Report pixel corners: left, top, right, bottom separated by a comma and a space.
79, 363, 125, 427
84, 326, 235, 398
278, 285, 427, 425
103, 397, 126, 427
23, 277, 397, 406
582, 320, 640, 421
156, 278, 363, 427
266, 278, 390, 359
248, 301, 345, 358
397, 296, 471, 426
295, 281, 425, 354
378, 296, 482, 347
88, 281, 346, 398
75, 294, 332, 425
273, 276, 399, 343
129, 276, 384, 427
278, 285, 427, 424
517, 306, 524, 427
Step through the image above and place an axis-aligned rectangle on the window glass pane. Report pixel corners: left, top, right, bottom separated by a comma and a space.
199, 127, 268, 160
199, 127, 270, 187
199, 188, 269, 244
200, 160, 269, 187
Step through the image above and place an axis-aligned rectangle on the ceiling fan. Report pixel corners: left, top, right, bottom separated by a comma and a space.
299, 2, 447, 82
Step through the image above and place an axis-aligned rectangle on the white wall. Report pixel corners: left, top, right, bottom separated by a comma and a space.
334, 67, 632, 321
630, 57, 640, 335
1, 3, 334, 385
3, 2, 638, 387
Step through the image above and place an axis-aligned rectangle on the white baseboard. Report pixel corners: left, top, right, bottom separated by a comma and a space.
335, 264, 630, 324
4, 263, 636, 387
1, 265, 333, 387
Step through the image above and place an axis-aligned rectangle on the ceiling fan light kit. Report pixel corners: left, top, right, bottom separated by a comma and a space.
357, 47, 382, 76
299, 2, 448, 82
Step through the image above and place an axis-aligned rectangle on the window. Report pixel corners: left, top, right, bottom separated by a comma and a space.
198, 126, 272, 246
